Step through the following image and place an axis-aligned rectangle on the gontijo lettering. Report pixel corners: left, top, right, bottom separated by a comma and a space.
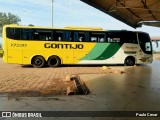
44, 43, 84, 49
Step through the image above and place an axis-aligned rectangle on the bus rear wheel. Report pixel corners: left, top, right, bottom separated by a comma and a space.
32, 56, 46, 68
48, 56, 61, 67
124, 56, 135, 66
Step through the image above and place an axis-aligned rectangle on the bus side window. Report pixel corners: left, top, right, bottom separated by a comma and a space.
33, 30, 52, 41
21, 29, 34, 40
90, 33, 105, 42
85, 32, 89, 42
6, 28, 21, 40
99, 34, 105, 42
11, 28, 15, 34
22, 30, 27, 40
122, 32, 138, 44
63, 31, 73, 41
73, 32, 86, 42
74, 32, 78, 42
106, 32, 121, 43
54, 31, 63, 41
91, 37, 97, 42
90, 33, 97, 42
78, 32, 85, 42
108, 38, 111, 42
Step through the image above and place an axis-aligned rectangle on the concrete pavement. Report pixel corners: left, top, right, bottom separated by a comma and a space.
0, 56, 160, 120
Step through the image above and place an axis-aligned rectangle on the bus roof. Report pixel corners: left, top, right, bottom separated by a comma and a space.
64, 26, 103, 30
3, 24, 149, 34
3, 24, 104, 31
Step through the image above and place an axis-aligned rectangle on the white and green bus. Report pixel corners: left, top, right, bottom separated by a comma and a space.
2, 25, 153, 67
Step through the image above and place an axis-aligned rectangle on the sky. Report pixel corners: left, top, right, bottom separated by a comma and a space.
0, 0, 159, 44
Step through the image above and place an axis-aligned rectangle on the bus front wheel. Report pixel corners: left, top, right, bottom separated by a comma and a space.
32, 56, 46, 68
48, 56, 61, 67
124, 56, 135, 66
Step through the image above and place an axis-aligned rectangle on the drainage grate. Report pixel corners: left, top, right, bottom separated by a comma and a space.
70, 75, 90, 95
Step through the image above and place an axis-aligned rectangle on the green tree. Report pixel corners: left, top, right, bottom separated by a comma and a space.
0, 12, 21, 36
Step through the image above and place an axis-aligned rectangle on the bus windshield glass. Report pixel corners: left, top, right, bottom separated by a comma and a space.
138, 33, 152, 54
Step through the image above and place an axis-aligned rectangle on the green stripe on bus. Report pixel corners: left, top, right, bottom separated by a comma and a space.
93, 43, 123, 60
81, 43, 123, 60
81, 43, 110, 60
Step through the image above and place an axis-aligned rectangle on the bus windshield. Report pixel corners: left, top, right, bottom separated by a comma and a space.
138, 33, 152, 54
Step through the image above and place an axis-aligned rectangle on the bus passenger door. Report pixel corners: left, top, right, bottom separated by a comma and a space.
7, 42, 23, 64
6, 28, 23, 64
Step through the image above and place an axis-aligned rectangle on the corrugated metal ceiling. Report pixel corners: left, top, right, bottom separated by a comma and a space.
80, 0, 160, 28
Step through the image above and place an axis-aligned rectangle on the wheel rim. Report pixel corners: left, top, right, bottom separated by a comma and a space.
50, 58, 58, 66
127, 59, 133, 65
35, 59, 42, 66
125, 57, 135, 66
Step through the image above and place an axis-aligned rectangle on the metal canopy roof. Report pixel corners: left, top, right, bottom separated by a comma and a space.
80, 0, 160, 28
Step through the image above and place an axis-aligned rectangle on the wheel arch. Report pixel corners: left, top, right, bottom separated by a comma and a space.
124, 56, 136, 66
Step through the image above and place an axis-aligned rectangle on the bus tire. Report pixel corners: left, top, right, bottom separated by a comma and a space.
31, 56, 46, 68
48, 56, 61, 67
124, 56, 135, 66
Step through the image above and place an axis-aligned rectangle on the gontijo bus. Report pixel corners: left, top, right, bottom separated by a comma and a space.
2, 24, 153, 68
